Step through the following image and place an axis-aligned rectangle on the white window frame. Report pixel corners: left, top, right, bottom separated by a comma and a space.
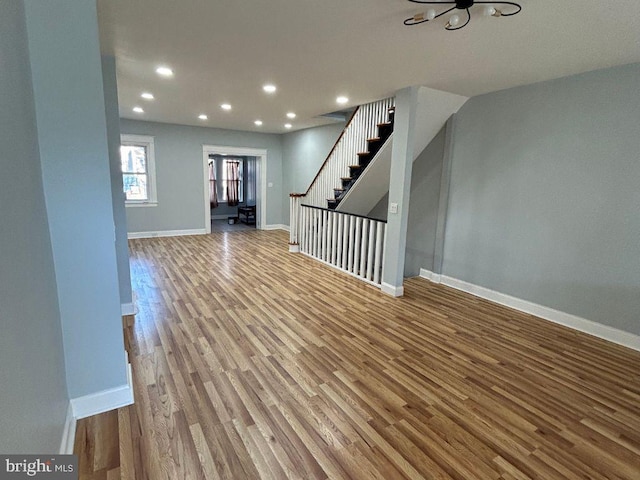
120, 134, 157, 207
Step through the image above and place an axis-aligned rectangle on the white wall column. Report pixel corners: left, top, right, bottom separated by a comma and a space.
381, 86, 419, 297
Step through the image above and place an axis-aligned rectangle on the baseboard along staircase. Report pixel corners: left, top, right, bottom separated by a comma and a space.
289, 97, 395, 288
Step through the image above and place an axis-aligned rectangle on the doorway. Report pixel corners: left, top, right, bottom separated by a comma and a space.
202, 145, 267, 234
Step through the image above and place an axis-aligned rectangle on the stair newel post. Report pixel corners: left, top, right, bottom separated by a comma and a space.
289, 193, 304, 252
300, 205, 307, 253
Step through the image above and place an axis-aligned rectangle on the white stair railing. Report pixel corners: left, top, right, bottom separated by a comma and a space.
298, 204, 386, 287
289, 97, 393, 288
305, 97, 395, 207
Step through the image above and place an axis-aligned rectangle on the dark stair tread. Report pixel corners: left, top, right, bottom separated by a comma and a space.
349, 165, 363, 169
367, 137, 381, 142
377, 122, 392, 127
357, 152, 370, 156
341, 177, 352, 181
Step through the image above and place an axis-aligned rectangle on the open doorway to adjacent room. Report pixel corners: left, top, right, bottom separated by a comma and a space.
202, 145, 267, 234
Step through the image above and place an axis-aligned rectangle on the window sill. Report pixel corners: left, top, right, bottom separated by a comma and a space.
125, 202, 158, 208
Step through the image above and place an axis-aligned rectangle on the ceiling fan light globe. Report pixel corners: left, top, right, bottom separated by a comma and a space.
484, 6, 497, 16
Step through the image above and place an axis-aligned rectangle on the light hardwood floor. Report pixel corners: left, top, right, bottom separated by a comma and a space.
75, 229, 640, 479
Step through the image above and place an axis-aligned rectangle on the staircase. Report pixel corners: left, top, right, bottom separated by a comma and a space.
288, 97, 395, 288
289, 88, 469, 291
328, 107, 395, 210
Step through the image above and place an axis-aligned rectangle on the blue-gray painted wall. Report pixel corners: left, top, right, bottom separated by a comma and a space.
24, 0, 128, 397
0, 0, 68, 452
102, 56, 133, 306
120, 119, 284, 232
369, 125, 448, 277
442, 63, 640, 335
282, 122, 346, 224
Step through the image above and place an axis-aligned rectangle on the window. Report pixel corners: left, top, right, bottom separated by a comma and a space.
221, 158, 243, 203
120, 134, 157, 206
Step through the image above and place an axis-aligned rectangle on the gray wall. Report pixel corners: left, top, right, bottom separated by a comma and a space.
443, 63, 640, 335
25, 0, 128, 397
405, 126, 446, 276
0, 0, 69, 453
369, 125, 447, 277
120, 119, 284, 232
102, 56, 133, 306
282, 122, 346, 224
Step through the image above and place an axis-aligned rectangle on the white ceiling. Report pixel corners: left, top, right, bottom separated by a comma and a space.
97, 0, 640, 134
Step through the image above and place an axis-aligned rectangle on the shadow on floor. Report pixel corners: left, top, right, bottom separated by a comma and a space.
211, 218, 256, 233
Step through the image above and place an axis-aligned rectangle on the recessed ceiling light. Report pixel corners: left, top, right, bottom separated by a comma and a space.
155, 66, 173, 77
141, 92, 154, 100
263, 84, 277, 94
220, 103, 232, 111
198, 114, 208, 120
132, 106, 144, 113
254, 120, 263, 126
284, 123, 292, 129
286, 112, 296, 119
336, 96, 349, 105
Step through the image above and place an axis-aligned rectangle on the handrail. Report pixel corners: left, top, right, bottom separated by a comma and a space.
302, 107, 360, 196
303, 98, 395, 208
301, 204, 387, 224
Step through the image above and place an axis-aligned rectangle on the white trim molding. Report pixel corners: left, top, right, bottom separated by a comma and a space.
419, 269, 640, 352
127, 228, 207, 239
70, 363, 134, 420
121, 134, 157, 206
202, 145, 268, 234
264, 224, 290, 232
121, 302, 137, 316
59, 403, 76, 454
419, 268, 442, 284
381, 282, 404, 297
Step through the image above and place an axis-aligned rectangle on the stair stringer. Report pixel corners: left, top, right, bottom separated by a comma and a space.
336, 86, 469, 216
336, 133, 393, 216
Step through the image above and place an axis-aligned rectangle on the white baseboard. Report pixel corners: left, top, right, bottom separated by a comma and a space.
70, 362, 134, 419
381, 282, 404, 297
59, 403, 76, 454
127, 228, 206, 239
264, 224, 290, 231
289, 244, 300, 253
121, 301, 137, 316
419, 268, 442, 284
419, 269, 640, 352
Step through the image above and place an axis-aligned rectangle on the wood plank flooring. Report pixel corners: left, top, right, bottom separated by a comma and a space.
76, 229, 640, 479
